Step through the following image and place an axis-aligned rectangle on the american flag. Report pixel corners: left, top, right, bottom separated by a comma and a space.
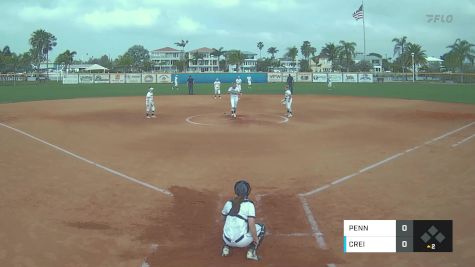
353, 4, 364, 20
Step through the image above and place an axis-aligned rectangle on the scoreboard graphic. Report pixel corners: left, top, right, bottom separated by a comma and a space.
344, 220, 453, 253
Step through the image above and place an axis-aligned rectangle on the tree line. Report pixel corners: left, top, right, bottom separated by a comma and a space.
1, 29, 474, 77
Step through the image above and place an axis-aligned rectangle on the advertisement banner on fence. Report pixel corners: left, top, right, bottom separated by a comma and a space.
142, 73, 156, 83
157, 73, 171, 83
343, 73, 358, 83
94, 74, 110, 84
358, 73, 374, 83
63, 75, 79, 84
110, 73, 125, 83
283, 72, 297, 82
328, 73, 343, 83
79, 74, 94, 84
297, 72, 312, 82
126, 73, 142, 83
312, 73, 328, 83
267, 72, 283, 82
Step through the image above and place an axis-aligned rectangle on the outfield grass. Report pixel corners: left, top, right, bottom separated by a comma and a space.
0, 81, 474, 104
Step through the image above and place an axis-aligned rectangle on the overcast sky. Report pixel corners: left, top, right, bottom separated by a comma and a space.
1, 0, 474, 61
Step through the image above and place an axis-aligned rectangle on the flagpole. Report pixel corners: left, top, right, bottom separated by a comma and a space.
362, 0, 366, 61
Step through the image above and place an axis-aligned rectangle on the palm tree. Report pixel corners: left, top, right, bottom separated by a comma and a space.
257, 42, 264, 58
267, 47, 278, 59
321, 43, 341, 71
29, 29, 57, 75
285, 46, 298, 68
392, 36, 408, 75
174, 40, 189, 69
211, 47, 225, 71
404, 43, 427, 70
54, 50, 77, 71
300, 41, 317, 70
339, 40, 357, 72
227, 50, 246, 72
446, 39, 475, 83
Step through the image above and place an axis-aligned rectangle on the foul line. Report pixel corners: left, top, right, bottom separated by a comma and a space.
300, 121, 475, 197
0, 122, 173, 196
452, 132, 475, 147
297, 121, 475, 254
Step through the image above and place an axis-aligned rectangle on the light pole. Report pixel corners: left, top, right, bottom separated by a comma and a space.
411, 52, 415, 83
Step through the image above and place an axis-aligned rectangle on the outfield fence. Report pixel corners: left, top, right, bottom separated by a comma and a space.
1, 72, 475, 86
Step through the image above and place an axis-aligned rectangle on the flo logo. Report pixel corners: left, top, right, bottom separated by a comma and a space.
426, 14, 453, 23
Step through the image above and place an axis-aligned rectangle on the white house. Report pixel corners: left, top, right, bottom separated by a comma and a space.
150, 47, 184, 72
188, 47, 219, 72
227, 51, 257, 72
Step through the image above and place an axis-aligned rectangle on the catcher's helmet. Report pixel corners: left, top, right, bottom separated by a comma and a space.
149, 87, 154, 91
234, 180, 251, 197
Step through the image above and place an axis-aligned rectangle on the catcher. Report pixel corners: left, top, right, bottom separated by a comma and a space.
145, 87, 156, 118
221, 180, 265, 261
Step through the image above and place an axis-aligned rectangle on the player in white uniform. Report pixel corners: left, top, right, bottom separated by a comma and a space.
145, 87, 156, 118
246, 76, 252, 89
235, 76, 242, 91
327, 76, 332, 89
173, 75, 178, 90
281, 85, 293, 118
228, 82, 241, 118
213, 78, 221, 99
221, 180, 265, 261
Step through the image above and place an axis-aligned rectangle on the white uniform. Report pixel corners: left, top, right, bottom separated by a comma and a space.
236, 77, 242, 91
221, 200, 264, 248
283, 89, 292, 117
174, 76, 178, 88
145, 90, 155, 116
228, 85, 241, 117
214, 80, 221, 96
247, 76, 252, 87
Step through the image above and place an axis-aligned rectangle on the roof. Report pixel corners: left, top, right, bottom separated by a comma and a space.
85, 64, 108, 71
426, 56, 444, 62
241, 51, 257, 55
189, 47, 215, 53
152, 47, 180, 52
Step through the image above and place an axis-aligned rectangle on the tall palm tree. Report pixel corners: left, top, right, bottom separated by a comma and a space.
211, 47, 225, 71
227, 50, 246, 72
191, 51, 205, 66
300, 41, 316, 70
174, 40, 189, 69
285, 46, 298, 68
321, 43, 341, 71
404, 43, 427, 68
446, 39, 475, 83
257, 42, 264, 59
54, 50, 77, 71
339, 40, 357, 72
29, 29, 57, 74
267, 47, 278, 59
392, 36, 408, 74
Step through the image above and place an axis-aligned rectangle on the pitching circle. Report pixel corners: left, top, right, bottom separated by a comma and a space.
185, 113, 289, 126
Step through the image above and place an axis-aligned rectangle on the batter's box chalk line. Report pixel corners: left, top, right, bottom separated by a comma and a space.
0, 122, 173, 196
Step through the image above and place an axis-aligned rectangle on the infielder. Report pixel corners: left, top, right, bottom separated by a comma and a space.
235, 76, 242, 91
246, 75, 252, 89
327, 76, 332, 89
221, 180, 265, 261
145, 87, 156, 118
281, 85, 293, 118
213, 78, 221, 99
228, 82, 241, 118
